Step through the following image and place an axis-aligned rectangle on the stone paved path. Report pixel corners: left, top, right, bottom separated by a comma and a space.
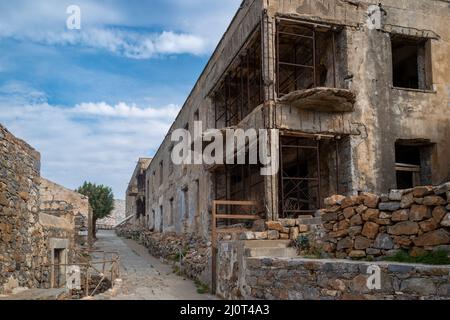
93, 230, 215, 300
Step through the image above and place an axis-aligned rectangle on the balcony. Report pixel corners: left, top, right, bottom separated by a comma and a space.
279, 87, 355, 112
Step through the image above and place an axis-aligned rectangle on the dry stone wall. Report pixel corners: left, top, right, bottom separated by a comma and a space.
0, 125, 90, 294
320, 184, 450, 259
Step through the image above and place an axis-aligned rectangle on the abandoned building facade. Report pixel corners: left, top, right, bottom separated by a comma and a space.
0, 124, 93, 294
128, 0, 450, 240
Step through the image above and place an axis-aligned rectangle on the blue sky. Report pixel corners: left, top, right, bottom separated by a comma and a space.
0, 0, 241, 199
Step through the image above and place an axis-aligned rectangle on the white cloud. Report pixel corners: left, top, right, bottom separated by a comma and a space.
0, 0, 241, 59
73, 102, 180, 119
0, 86, 178, 199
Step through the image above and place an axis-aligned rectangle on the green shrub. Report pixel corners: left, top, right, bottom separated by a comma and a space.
385, 249, 450, 265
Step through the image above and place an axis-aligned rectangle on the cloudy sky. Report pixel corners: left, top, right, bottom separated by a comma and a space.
0, 0, 241, 199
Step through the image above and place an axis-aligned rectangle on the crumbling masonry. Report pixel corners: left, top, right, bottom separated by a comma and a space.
128, 0, 450, 239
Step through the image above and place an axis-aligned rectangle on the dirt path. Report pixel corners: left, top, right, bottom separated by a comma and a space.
93, 230, 216, 300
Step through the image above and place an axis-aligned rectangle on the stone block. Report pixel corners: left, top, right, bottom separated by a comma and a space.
400, 192, 414, 208
321, 212, 338, 222
413, 229, 450, 247
392, 209, 409, 222
423, 196, 446, 206
361, 222, 379, 239
361, 192, 380, 208
290, 227, 299, 240
379, 202, 401, 211
324, 195, 346, 206
267, 230, 279, 240
266, 221, 283, 232
343, 207, 356, 219
441, 213, 450, 227
348, 226, 362, 237
362, 209, 379, 221
349, 250, 366, 258
337, 237, 353, 250
419, 219, 438, 232
350, 214, 363, 226
354, 236, 371, 250
388, 221, 419, 236
409, 205, 431, 221
412, 186, 433, 198
374, 233, 394, 250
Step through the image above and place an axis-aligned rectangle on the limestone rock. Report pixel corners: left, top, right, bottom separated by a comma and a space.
409, 205, 431, 221
419, 218, 438, 232
441, 213, 450, 227
423, 196, 446, 206
280, 219, 296, 227
290, 227, 299, 240
400, 192, 414, 208
413, 229, 450, 247
361, 222, 379, 239
374, 233, 394, 250
434, 182, 450, 195
348, 226, 362, 237
362, 209, 379, 221
321, 212, 338, 222
361, 192, 380, 208
387, 221, 419, 236
254, 231, 268, 240
324, 195, 346, 206
240, 232, 256, 240
392, 209, 409, 222
432, 206, 446, 223
354, 236, 371, 250
343, 207, 356, 219
379, 202, 401, 211
266, 221, 283, 232
412, 186, 433, 198
349, 250, 366, 258
298, 224, 308, 233
267, 230, 279, 240
279, 233, 289, 240
337, 237, 353, 250
355, 204, 368, 214
350, 214, 363, 226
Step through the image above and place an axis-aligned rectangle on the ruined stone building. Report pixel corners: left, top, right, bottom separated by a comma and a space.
0, 124, 93, 294
125, 158, 152, 227
129, 0, 450, 240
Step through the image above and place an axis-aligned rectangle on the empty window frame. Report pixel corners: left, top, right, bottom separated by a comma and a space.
391, 35, 432, 90
159, 161, 164, 186
276, 18, 339, 96
213, 29, 263, 129
395, 140, 433, 189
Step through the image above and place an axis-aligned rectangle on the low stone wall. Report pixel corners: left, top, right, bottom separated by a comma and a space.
116, 225, 211, 284
244, 257, 450, 300
320, 184, 450, 259
217, 240, 450, 300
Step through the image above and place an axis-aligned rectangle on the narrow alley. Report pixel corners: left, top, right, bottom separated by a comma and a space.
94, 231, 215, 300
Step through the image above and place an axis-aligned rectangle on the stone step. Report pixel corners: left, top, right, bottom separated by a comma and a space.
243, 240, 291, 248
244, 247, 298, 258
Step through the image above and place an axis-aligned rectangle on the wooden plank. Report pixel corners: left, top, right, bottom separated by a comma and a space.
215, 214, 260, 220
214, 200, 257, 206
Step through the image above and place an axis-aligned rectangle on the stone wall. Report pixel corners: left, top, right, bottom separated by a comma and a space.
0, 125, 47, 293
320, 183, 450, 259
40, 178, 92, 247
243, 257, 450, 300
217, 240, 450, 300
0, 125, 90, 294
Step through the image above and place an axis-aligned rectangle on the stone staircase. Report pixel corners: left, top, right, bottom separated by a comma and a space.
243, 240, 298, 258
